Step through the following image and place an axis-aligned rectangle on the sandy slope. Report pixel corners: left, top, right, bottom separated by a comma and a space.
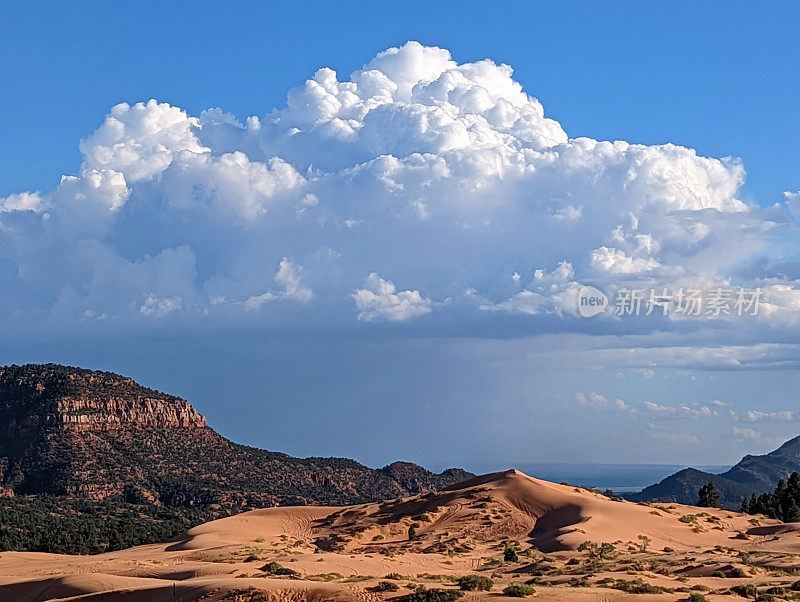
3, 470, 800, 601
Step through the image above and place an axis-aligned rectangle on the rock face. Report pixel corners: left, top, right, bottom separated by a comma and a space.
1, 365, 206, 438
630, 436, 800, 508
0, 364, 471, 509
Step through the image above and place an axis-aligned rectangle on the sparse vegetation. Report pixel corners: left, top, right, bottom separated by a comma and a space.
457, 575, 493, 591
612, 579, 666, 594
401, 586, 464, 601
223, 587, 270, 601
260, 561, 300, 577
503, 544, 519, 562
578, 540, 616, 559
502, 583, 535, 597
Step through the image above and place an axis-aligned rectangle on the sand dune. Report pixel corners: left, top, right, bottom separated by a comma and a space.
3, 470, 800, 600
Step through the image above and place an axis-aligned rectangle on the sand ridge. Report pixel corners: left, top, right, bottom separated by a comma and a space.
3, 470, 800, 600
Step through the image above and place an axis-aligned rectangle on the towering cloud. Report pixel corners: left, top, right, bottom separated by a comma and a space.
0, 42, 797, 332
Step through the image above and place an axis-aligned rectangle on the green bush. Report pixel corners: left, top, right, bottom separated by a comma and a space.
457, 575, 493, 591
502, 584, 535, 597
401, 586, 464, 601
612, 579, 665, 594
372, 581, 399, 592
763, 586, 787, 596
731, 584, 757, 597
260, 561, 300, 577
503, 545, 519, 562
687, 594, 708, 602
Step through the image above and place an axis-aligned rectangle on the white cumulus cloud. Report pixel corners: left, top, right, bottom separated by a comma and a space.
0, 41, 797, 338
352, 273, 432, 322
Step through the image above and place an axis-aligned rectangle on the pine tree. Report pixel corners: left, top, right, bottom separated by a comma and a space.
698, 483, 720, 508
786, 502, 800, 523
743, 474, 800, 521
788, 472, 800, 501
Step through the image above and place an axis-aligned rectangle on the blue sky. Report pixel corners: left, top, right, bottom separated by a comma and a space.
3, 1, 799, 204
2, 2, 800, 469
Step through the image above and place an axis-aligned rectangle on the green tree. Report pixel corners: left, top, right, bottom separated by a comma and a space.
698, 483, 720, 508
786, 502, 800, 523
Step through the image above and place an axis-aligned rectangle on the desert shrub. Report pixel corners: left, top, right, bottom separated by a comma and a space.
260, 561, 300, 577
401, 586, 464, 601
711, 570, 725, 578
457, 575, 492, 591
731, 584, 757, 597
502, 583, 535, 597
578, 540, 615, 559
679, 515, 696, 524
372, 581, 399, 592
613, 579, 665, 594
739, 552, 752, 564
306, 573, 344, 582
503, 545, 519, 562
225, 588, 270, 601
763, 586, 787, 596
687, 594, 708, 602
343, 575, 373, 583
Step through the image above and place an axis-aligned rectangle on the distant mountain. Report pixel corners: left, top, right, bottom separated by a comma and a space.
0, 364, 471, 509
630, 436, 800, 507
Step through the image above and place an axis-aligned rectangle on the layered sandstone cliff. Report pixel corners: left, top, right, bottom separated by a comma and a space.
0, 364, 470, 509
1, 365, 205, 438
